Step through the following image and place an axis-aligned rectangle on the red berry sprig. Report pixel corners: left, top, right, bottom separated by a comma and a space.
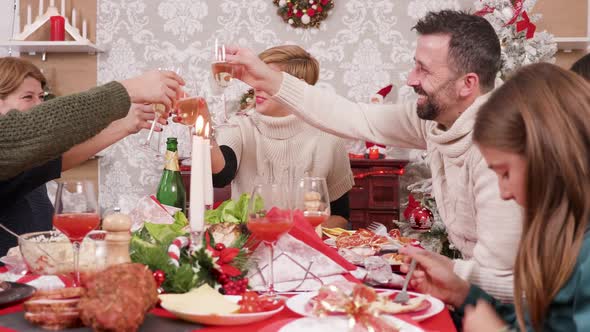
218, 273, 249, 295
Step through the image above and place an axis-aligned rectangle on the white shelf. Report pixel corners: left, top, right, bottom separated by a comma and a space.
0, 40, 103, 55
554, 37, 590, 52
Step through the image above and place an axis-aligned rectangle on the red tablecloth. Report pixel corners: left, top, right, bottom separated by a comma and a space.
0, 300, 456, 332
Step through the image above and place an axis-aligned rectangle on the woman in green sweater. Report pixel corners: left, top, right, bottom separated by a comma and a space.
0, 68, 184, 180
400, 63, 590, 331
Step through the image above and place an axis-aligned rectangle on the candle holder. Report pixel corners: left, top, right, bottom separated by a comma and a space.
189, 230, 205, 253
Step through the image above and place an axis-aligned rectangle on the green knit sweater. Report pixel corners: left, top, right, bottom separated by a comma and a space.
0, 81, 131, 180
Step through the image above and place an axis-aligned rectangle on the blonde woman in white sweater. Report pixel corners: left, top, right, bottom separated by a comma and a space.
209, 45, 354, 225
225, 11, 522, 302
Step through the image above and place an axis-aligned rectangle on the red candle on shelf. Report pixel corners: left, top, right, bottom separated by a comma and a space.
368, 147, 380, 160
50, 16, 65, 41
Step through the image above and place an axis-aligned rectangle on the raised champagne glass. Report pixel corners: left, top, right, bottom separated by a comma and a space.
211, 39, 240, 128
247, 183, 293, 298
53, 180, 100, 286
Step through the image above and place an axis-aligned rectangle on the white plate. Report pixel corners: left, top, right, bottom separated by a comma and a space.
160, 295, 284, 326
286, 290, 444, 322
279, 316, 424, 332
323, 238, 336, 247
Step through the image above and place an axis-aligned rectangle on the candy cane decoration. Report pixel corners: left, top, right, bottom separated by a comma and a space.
167, 236, 191, 267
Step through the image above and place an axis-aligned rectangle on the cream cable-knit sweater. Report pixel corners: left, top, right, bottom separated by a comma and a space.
216, 111, 354, 203
273, 73, 522, 302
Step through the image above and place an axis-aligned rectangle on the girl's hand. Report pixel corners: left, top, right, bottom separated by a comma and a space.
121, 103, 167, 135
399, 246, 470, 307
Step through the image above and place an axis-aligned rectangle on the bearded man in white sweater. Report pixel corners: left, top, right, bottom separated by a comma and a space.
225, 10, 522, 302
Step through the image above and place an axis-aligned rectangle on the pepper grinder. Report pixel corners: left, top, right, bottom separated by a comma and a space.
102, 210, 132, 266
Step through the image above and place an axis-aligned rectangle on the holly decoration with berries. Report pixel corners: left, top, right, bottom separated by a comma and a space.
273, 0, 334, 29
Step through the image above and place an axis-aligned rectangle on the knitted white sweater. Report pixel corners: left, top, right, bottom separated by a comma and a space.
216, 111, 354, 203
273, 73, 522, 302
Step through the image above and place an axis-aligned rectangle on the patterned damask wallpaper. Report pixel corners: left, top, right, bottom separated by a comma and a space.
96, 0, 474, 212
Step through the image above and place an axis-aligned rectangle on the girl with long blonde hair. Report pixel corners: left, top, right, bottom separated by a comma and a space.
400, 62, 590, 331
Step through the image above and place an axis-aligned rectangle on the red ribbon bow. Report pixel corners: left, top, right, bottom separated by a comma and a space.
516, 11, 536, 39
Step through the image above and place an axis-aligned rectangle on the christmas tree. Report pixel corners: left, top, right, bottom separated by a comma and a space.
474, 0, 557, 78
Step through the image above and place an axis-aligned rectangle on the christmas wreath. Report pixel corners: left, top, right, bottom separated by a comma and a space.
273, 0, 334, 29
130, 196, 256, 294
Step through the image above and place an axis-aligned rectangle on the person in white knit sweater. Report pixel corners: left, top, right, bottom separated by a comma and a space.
224, 10, 522, 302
209, 45, 354, 226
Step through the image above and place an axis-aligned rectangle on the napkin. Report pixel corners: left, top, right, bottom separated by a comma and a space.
248, 212, 358, 291
129, 195, 177, 231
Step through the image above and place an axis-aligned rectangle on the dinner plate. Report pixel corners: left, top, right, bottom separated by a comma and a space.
0, 282, 36, 306
279, 316, 424, 332
160, 295, 284, 326
286, 290, 444, 322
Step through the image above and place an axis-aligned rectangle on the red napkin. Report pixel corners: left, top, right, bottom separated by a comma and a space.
288, 210, 357, 271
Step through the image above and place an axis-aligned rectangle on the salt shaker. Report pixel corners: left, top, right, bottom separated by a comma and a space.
102, 211, 132, 266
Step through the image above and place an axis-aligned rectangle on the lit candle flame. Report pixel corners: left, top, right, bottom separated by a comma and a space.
204, 122, 210, 139
195, 115, 204, 136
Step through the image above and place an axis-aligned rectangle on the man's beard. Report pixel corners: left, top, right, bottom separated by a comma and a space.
414, 86, 442, 120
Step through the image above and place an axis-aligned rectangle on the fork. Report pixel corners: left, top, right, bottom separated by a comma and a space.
367, 222, 400, 248
393, 258, 417, 304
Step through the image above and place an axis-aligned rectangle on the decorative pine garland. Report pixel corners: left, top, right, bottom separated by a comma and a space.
273, 0, 334, 29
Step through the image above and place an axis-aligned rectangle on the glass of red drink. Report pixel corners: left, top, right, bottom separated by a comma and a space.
294, 177, 330, 235
53, 180, 100, 286
246, 183, 293, 297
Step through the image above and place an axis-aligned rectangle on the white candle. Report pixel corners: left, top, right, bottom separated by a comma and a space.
61, 0, 65, 17
38, 0, 43, 17
203, 123, 214, 206
27, 5, 32, 25
82, 19, 87, 39
189, 116, 206, 232
71, 8, 76, 29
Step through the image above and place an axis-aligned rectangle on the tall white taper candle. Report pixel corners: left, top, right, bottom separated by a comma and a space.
38, 0, 43, 18
189, 116, 206, 232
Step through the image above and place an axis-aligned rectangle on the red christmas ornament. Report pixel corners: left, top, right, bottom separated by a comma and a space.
307, 8, 316, 16
296, 10, 304, 17
153, 270, 166, 288
321, 0, 330, 5
316, 6, 323, 13
409, 206, 433, 231
215, 243, 226, 251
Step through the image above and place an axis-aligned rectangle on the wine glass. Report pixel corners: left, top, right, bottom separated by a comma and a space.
53, 180, 100, 286
138, 66, 181, 158
247, 183, 293, 297
211, 39, 240, 128
175, 96, 210, 165
294, 177, 330, 237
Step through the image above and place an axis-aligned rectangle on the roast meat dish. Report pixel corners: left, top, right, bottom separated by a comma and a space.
78, 263, 158, 332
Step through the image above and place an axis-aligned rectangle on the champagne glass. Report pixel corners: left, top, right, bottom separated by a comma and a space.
53, 180, 100, 286
294, 177, 330, 236
211, 39, 240, 128
247, 183, 293, 297
175, 96, 209, 165
138, 66, 181, 158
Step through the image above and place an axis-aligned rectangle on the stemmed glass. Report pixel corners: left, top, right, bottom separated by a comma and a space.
247, 183, 294, 298
175, 96, 210, 165
138, 66, 181, 158
53, 180, 100, 286
294, 177, 330, 237
211, 39, 240, 128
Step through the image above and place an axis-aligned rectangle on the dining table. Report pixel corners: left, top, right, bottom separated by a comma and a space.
0, 273, 458, 332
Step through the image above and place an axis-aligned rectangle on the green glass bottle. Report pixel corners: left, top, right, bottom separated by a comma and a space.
156, 137, 186, 213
